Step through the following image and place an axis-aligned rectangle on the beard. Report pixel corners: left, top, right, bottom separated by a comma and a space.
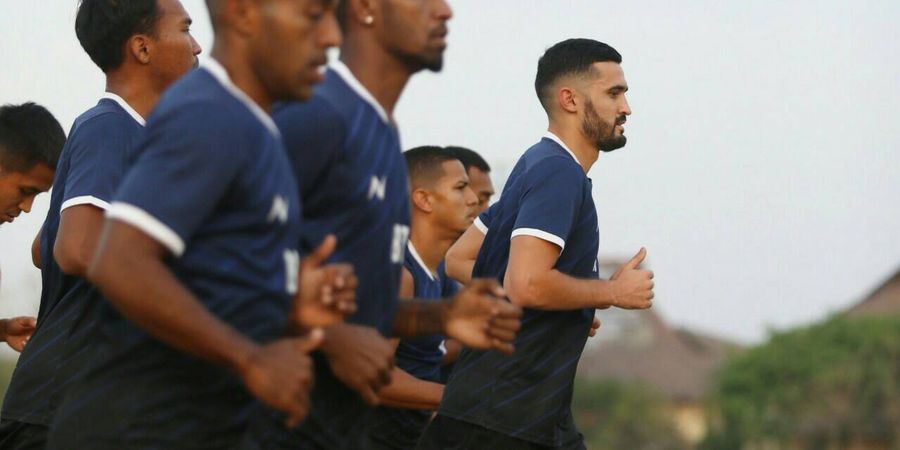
582, 99, 627, 152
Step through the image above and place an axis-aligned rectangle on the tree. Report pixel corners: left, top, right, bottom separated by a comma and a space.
702, 316, 900, 450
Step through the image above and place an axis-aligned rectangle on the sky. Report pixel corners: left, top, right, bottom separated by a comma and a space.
0, 0, 898, 353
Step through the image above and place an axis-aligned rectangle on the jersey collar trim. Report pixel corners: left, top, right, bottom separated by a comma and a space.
543, 131, 582, 166
201, 58, 280, 138
407, 241, 437, 281
330, 60, 391, 124
101, 92, 146, 126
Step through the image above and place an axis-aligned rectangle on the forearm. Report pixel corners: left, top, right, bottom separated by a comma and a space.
506, 269, 618, 310
0, 319, 8, 342
377, 367, 443, 410
391, 299, 447, 338
90, 253, 259, 374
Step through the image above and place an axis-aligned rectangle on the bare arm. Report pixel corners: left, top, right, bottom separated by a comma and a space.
445, 225, 484, 284
89, 220, 320, 425
504, 236, 654, 311
377, 268, 444, 409
54, 205, 105, 276
377, 338, 443, 410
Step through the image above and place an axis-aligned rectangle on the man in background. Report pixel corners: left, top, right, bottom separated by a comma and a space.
0, 102, 64, 368
366, 146, 478, 449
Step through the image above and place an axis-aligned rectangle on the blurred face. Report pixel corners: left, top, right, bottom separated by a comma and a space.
580, 62, 631, 152
380, 0, 452, 72
428, 160, 477, 236
465, 166, 493, 215
148, 0, 202, 87
0, 161, 54, 224
252, 0, 341, 101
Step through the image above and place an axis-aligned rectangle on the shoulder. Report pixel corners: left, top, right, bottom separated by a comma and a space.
522, 147, 584, 183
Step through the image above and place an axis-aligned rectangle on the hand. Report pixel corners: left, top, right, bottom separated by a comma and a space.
1, 317, 36, 352
321, 323, 395, 405
610, 247, 654, 309
588, 316, 601, 337
444, 278, 522, 355
239, 329, 323, 427
293, 235, 358, 330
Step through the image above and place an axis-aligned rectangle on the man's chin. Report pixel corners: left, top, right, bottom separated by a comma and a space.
599, 136, 627, 152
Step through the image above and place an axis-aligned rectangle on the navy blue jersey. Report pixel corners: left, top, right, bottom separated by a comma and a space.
47, 59, 302, 449
438, 133, 600, 448
436, 262, 460, 384
367, 243, 446, 450
1, 94, 144, 427
249, 61, 410, 450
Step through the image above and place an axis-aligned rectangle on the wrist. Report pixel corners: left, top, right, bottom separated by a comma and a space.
0, 319, 7, 340
228, 338, 262, 377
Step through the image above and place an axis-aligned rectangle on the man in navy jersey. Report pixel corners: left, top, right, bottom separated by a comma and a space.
46, 1, 342, 448
0, 102, 64, 372
366, 146, 478, 450
438, 145, 493, 378
0, 2, 201, 448
420, 39, 656, 450
264, 1, 522, 448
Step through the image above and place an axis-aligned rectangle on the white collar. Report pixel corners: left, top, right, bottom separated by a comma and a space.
407, 241, 436, 281
543, 131, 582, 166
201, 58, 280, 137
330, 60, 390, 124
101, 92, 145, 126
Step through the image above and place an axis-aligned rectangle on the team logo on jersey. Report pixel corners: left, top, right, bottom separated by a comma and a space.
267, 195, 289, 224
368, 175, 387, 201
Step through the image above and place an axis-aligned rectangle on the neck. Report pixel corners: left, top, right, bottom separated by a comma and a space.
339, 36, 415, 120
547, 122, 599, 174
104, 71, 160, 121
409, 215, 457, 273
210, 43, 273, 113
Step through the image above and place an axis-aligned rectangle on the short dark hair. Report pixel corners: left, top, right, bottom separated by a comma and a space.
0, 103, 65, 172
404, 146, 459, 188
335, 0, 349, 31
445, 146, 490, 173
76, 0, 161, 72
534, 38, 622, 112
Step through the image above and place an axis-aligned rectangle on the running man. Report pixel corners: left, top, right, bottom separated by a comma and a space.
366, 146, 478, 449
420, 39, 655, 450
47, 1, 342, 448
261, 1, 522, 448
2, 2, 200, 448
0, 102, 64, 368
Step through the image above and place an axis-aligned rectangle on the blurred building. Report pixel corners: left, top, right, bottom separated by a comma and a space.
846, 268, 900, 318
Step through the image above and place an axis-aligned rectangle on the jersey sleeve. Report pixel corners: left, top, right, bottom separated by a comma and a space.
106, 105, 251, 257
274, 97, 345, 199
60, 115, 135, 212
473, 203, 496, 234
511, 156, 584, 250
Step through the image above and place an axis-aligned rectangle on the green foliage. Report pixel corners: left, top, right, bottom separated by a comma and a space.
573, 378, 688, 450
702, 316, 900, 449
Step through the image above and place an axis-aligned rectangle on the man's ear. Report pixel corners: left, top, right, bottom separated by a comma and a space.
128, 34, 152, 65
557, 86, 579, 114
411, 188, 434, 213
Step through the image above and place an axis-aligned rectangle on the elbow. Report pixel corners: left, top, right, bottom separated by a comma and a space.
505, 273, 545, 308
444, 254, 465, 283
53, 241, 91, 276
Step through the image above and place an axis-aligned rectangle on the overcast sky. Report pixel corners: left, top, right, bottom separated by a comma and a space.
0, 0, 897, 354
